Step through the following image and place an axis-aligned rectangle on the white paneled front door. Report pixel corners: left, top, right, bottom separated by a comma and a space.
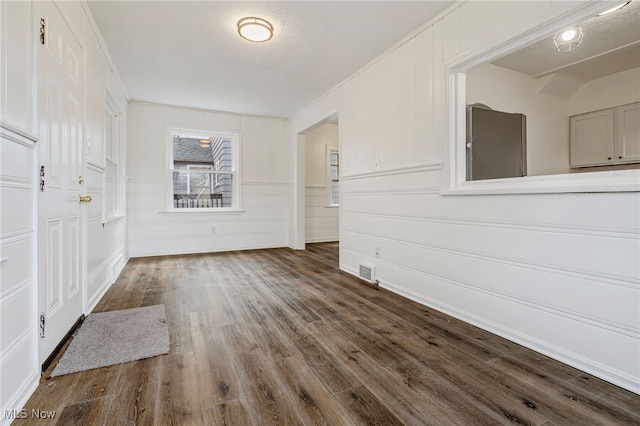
37, 1, 85, 364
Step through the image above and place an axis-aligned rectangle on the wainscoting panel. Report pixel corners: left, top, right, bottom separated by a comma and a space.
305, 186, 338, 243
342, 230, 638, 329
0, 186, 34, 236
342, 209, 639, 281
0, 282, 34, 353
128, 182, 291, 257
0, 127, 38, 422
342, 188, 639, 233
0, 236, 31, 295
0, 331, 37, 423
87, 218, 127, 312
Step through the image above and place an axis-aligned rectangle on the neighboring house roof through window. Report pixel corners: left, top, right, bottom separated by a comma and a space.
173, 137, 214, 163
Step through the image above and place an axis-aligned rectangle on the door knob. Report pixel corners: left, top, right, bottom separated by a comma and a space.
79, 195, 92, 203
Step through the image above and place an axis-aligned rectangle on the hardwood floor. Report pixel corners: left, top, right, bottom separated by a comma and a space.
17, 243, 640, 425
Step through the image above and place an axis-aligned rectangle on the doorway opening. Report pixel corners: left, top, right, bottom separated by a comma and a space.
296, 113, 340, 260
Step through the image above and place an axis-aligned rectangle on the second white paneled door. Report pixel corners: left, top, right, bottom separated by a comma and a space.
37, 0, 85, 365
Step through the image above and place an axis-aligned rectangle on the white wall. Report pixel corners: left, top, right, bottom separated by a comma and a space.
466, 63, 570, 176
291, 1, 640, 393
0, 128, 37, 424
569, 66, 640, 116
1, 1, 39, 419
305, 123, 339, 243
127, 102, 291, 257
0, 0, 128, 421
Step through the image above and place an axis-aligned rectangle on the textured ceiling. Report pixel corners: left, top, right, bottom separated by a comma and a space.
88, 1, 452, 118
492, 1, 640, 81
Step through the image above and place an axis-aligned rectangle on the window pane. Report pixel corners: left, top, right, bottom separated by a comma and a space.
329, 150, 339, 205
172, 170, 233, 208
105, 111, 114, 160
330, 151, 338, 164
105, 159, 117, 215
172, 134, 235, 209
217, 173, 233, 207
188, 168, 212, 195
172, 167, 188, 195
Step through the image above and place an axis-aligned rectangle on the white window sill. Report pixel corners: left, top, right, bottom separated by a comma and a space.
102, 213, 127, 226
440, 170, 640, 196
159, 209, 246, 214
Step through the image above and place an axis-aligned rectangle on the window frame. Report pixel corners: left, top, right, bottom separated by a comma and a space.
214, 159, 221, 187
184, 164, 215, 195
103, 93, 121, 222
166, 127, 241, 211
442, 2, 640, 196
326, 145, 340, 206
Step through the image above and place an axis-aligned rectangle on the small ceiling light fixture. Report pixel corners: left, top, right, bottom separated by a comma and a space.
597, 0, 631, 16
237, 17, 273, 42
553, 25, 584, 52
199, 138, 211, 148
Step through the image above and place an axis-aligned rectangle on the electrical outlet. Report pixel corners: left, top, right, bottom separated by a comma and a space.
375, 246, 380, 257
211, 226, 216, 234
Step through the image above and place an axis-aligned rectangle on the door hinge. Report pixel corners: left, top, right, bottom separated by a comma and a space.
40, 165, 45, 192
40, 313, 45, 338
40, 18, 46, 45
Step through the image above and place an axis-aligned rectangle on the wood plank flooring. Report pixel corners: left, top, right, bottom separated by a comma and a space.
17, 243, 640, 425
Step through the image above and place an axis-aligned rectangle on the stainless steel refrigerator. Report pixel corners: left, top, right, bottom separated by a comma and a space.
466, 104, 527, 181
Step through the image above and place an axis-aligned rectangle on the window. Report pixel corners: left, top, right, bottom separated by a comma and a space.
104, 97, 119, 219
328, 148, 339, 205
445, 1, 640, 194
169, 129, 239, 209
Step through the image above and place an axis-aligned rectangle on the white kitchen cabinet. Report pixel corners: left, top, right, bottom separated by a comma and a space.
570, 102, 640, 168
614, 103, 640, 164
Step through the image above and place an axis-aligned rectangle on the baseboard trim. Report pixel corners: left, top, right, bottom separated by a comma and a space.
129, 243, 290, 258
0, 371, 39, 426
305, 238, 339, 244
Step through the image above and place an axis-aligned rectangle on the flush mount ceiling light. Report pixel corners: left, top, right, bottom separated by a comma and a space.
597, 0, 631, 16
237, 17, 273, 42
553, 25, 584, 52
